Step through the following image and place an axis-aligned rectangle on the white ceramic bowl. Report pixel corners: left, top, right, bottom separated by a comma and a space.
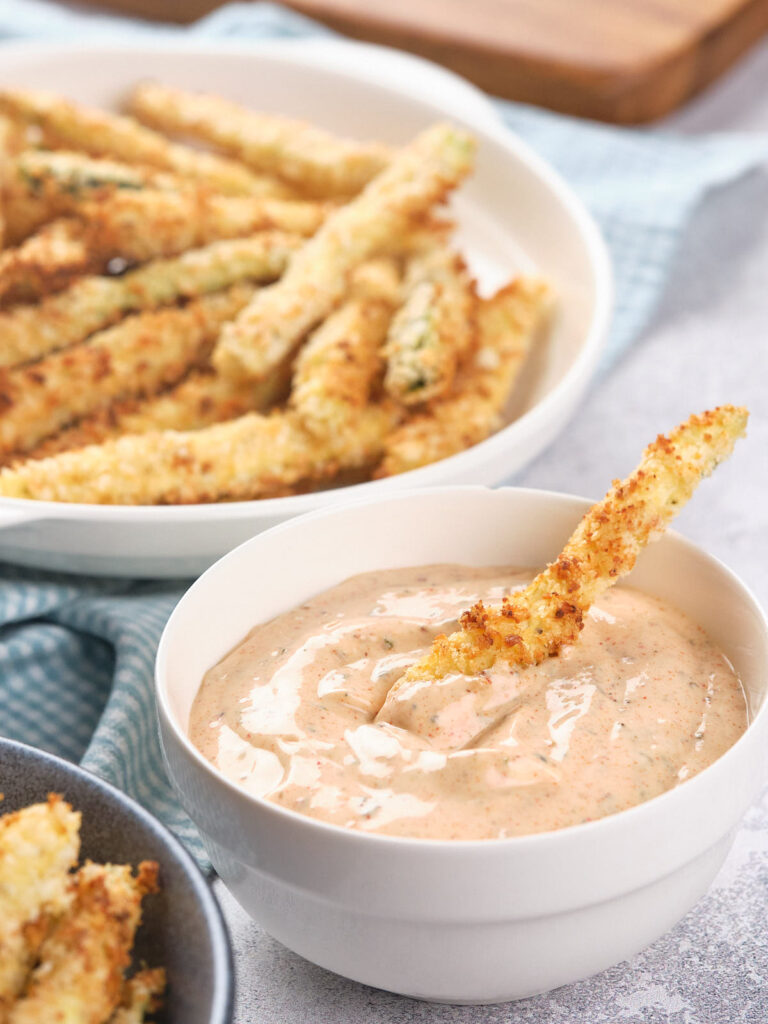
0, 40, 611, 577
156, 486, 768, 1004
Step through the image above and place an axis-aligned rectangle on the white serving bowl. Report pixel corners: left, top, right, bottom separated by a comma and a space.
0, 40, 611, 577
156, 486, 768, 1003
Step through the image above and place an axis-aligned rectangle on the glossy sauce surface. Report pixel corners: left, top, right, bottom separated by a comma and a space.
190, 565, 747, 839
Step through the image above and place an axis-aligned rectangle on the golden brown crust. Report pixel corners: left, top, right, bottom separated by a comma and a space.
129, 81, 391, 198
19, 360, 289, 463
0, 89, 552, 508
383, 245, 476, 405
0, 797, 163, 1024
0, 284, 255, 457
0, 232, 297, 370
0, 219, 92, 303
0, 404, 400, 505
377, 406, 749, 714
377, 277, 550, 477
290, 259, 400, 436
7, 861, 155, 1024
0, 89, 286, 197
108, 967, 166, 1024
212, 123, 476, 383
0, 795, 81, 1018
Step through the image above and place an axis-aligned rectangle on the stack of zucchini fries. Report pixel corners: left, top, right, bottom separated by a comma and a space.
0, 84, 551, 505
0, 795, 164, 1024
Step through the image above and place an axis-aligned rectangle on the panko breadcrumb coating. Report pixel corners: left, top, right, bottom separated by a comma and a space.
0, 89, 560, 507
290, 258, 400, 436
0, 404, 399, 505
213, 123, 476, 383
4, 150, 179, 244
76, 189, 329, 266
4, 149, 296, 243
0, 88, 286, 197
129, 81, 392, 198
108, 969, 166, 1024
7, 861, 158, 1024
378, 406, 748, 716
384, 244, 475, 404
0, 218, 90, 302
377, 277, 550, 476
0, 795, 81, 1021
1, 188, 327, 291
24, 360, 291, 462
0, 232, 298, 369
0, 283, 256, 457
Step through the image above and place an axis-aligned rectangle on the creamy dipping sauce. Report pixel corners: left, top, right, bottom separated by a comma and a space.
190, 565, 747, 840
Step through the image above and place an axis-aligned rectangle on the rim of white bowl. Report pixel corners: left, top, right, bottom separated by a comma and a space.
155, 483, 768, 853
0, 40, 613, 525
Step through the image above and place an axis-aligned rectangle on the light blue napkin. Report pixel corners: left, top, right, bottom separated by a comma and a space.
0, 0, 765, 865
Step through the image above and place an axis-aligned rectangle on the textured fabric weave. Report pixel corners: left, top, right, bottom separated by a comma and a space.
0, 1, 765, 867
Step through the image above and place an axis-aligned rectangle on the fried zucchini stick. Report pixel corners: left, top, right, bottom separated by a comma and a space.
0, 404, 398, 504
0, 190, 325, 287
0, 232, 298, 368
0, 218, 90, 303
108, 969, 166, 1024
0, 89, 285, 197
4, 150, 276, 242
25, 361, 291, 461
129, 81, 391, 198
384, 245, 475, 404
377, 278, 550, 476
214, 123, 476, 383
4, 153, 160, 243
7, 861, 158, 1024
377, 406, 748, 716
0, 796, 81, 1021
290, 258, 400, 435
7, 148, 326, 246
77, 189, 328, 265
16, 149, 177, 192
0, 283, 255, 456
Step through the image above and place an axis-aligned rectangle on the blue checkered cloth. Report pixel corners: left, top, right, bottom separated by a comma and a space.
0, 1, 765, 866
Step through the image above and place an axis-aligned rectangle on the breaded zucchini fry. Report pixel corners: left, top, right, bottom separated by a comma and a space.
7, 860, 158, 1024
4, 181, 326, 300
116, 364, 287, 432
0, 89, 285, 197
77, 189, 329, 265
15, 149, 175, 194
384, 245, 475, 404
129, 81, 391, 198
0, 232, 298, 368
4, 150, 226, 242
377, 278, 550, 476
290, 258, 400, 435
25, 361, 291, 461
0, 283, 255, 456
0, 219, 90, 303
108, 969, 166, 1024
0, 796, 81, 1020
378, 406, 748, 712
0, 404, 398, 505
214, 123, 476, 383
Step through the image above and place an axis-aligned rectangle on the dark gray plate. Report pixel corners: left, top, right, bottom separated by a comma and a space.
0, 738, 233, 1024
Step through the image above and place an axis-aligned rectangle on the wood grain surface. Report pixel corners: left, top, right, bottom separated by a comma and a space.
92, 0, 768, 122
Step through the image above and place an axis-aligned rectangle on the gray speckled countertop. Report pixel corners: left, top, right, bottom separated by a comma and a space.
216, 43, 768, 1024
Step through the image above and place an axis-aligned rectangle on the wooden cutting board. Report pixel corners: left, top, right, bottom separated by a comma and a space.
93, 0, 768, 123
